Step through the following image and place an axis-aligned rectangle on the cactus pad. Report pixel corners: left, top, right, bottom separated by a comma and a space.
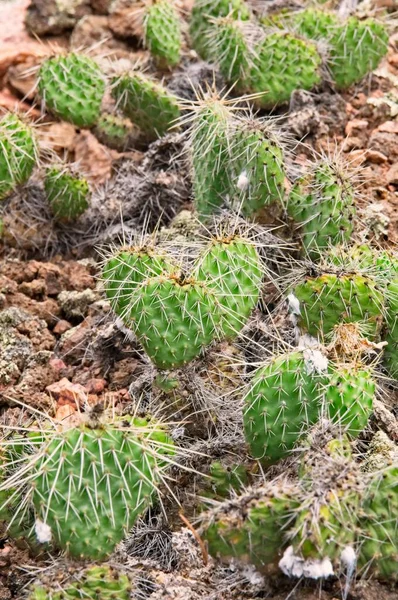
287, 161, 356, 256
293, 272, 384, 340
125, 274, 222, 369
243, 351, 326, 462
144, 0, 181, 67
30, 565, 132, 600
38, 53, 105, 128
0, 113, 37, 200
44, 166, 90, 221
93, 113, 136, 151
112, 72, 180, 138
195, 236, 262, 338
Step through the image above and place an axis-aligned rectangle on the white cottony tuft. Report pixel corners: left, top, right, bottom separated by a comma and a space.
237, 170, 249, 191
303, 349, 329, 375
341, 545, 356, 568
298, 333, 319, 349
242, 565, 265, 586
287, 293, 301, 316
115, 317, 136, 341
279, 546, 334, 580
35, 519, 52, 543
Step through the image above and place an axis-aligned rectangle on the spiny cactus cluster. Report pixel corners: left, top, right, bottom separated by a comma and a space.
102, 231, 263, 369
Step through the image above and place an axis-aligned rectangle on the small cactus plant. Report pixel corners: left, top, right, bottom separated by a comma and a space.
44, 165, 90, 221
29, 565, 132, 600
112, 71, 180, 138
0, 413, 175, 559
287, 158, 356, 257
0, 112, 37, 201
143, 0, 182, 67
38, 53, 106, 128
93, 113, 136, 151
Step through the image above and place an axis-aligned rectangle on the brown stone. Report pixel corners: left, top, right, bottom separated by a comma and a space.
366, 150, 388, 164
53, 319, 73, 335
46, 377, 87, 408
386, 163, 398, 185
85, 378, 107, 394
345, 119, 368, 136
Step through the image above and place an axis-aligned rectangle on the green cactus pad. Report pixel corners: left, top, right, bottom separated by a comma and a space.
44, 166, 90, 221
144, 0, 181, 67
203, 461, 249, 501
93, 113, 136, 151
359, 465, 398, 579
125, 274, 222, 369
0, 113, 37, 200
287, 161, 356, 256
248, 32, 321, 108
230, 120, 286, 216
243, 351, 326, 462
102, 245, 176, 319
203, 481, 298, 567
30, 565, 132, 600
290, 8, 339, 40
191, 98, 231, 219
112, 72, 180, 138
38, 53, 105, 128
29, 417, 174, 559
293, 272, 384, 340
384, 277, 398, 379
328, 18, 389, 90
195, 236, 262, 338
190, 0, 250, 59
325, 362, 375, 437
206, 18, 251, 86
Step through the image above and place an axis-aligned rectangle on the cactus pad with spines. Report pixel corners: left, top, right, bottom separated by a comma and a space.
290, 8, 339, 40
144, 0, 181, 67
230, 119, 286, 216
206, 18, 251, 86
125, 275, 222, 369
243, 351, 326, 462
102, 245, 175, 318
44, 166, 90, 221
195, 236, 262, 338
203, 480, 298, 567
29, 416, 174, 559
30, 565, 132, 600
38, 53, 105, 128
287, 160, 356, 256
93, 113, 136, 151
359, 464, 398, 579
384, 277, 398, 379
112, 72, 180, 138
189, 0, 250, 59
325, 362, 375, 437
293, 272, 384, 340
0, 113, 37, 200
248, 33, 322, 108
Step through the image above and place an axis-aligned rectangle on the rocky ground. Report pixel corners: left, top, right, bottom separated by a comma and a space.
0, 0, 397, 598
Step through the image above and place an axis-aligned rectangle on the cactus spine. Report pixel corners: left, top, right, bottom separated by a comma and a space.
0, 113, 37, 200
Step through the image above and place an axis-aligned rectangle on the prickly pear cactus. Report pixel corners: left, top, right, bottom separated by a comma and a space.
243, 351, 327, 462
289, 7, 339, 40
287, 160, 356, 256
359, 464, 398, 579
229, 119, 286, 216
0, 113, 37, 200
325, 362, 375, 437
93, 113, 136, 151
189, 0, 250, 59
102, 245, 176, 318
203, 461, 249, 501
384, 277, 398, 379
112, 72, 180, 138
1, 415, 175, 559
293, 272, 384, 340
30, 565, 132, 600
205, 17, 251, 86
248, 32, 322, 108
190, 97, 232, 218
202, 480, 298, 567
124, 274, 222, 369
38, 53, 105, 128
144, 0, 182, 67
44, 166, 90, 221
195, 236, 262, 338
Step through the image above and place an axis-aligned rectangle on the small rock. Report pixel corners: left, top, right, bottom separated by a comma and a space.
58, 289, 98, 319
46, 377, 87, 408
53, 319, 73, 335
377, 121, 398, 134
387, 163, 398, 185
343, 136, 364, 151
345, 118, 368, 136
25, 0, 92, 35
85, 378, 107, 394
366, 149, 388, 164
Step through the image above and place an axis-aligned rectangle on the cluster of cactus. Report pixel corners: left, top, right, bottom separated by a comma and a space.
202, 438, 398, 579
102, 231, 263, 369
0, 411, 175, 560
142, 0, 182, 67
190, 2, 389, 105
